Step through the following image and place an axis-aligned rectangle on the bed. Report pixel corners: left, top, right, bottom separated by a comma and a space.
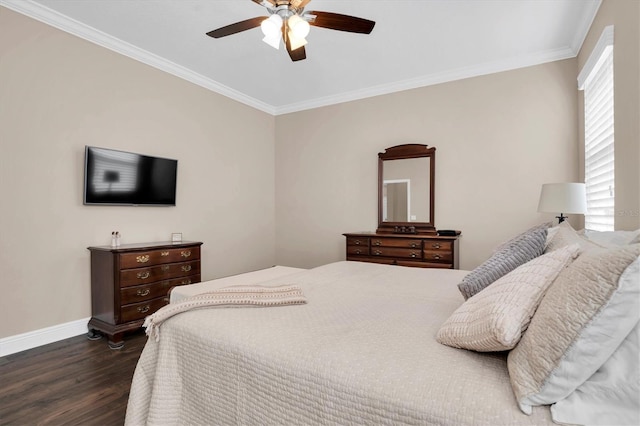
125, 223, 639, 426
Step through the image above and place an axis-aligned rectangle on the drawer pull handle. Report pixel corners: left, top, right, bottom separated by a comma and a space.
410, 243, 417, 248
410, 252, 417, 258
161, 251, 169, 256
433, 255, 441, 260
181, 265, 192, 272
355, 249, 362, 255
161, 265, 170, 272
432, 243, 441, 249
354, 240, 361, 245
136, 289, 150, 297
373, 250, 382, 256
136, 271, 150, 280
136, 255, 150, 263
373, 241, 381, 246
137, 305, 150, 314
181, 250, 191, 258
181, 279, 192, 285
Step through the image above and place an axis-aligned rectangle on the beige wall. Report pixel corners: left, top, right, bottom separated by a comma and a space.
5, 0, 638, 342
0, 9, 276, 338
577, 0, 640, 230
275, 59, 580, 270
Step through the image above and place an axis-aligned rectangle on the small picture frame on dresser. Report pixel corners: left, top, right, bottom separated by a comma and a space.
171, 232, 182, 243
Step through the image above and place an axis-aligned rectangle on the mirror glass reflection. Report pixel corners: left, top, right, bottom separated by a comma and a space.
382, 157, 430, 223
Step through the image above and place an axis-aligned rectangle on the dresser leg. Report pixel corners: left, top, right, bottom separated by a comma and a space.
86, 329, 102, 341
108, 333, 125, 350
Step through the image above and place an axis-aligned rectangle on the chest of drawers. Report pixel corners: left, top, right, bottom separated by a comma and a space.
87, 241, 203, 348
344, 233, 459, 269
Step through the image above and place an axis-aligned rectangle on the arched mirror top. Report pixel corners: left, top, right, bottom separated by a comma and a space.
377, 144, 436, 234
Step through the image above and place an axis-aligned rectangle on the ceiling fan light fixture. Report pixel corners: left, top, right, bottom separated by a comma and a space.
288, 14, 310, 38
206, 0, 376, 62
262, 34, 281, 49
288, 30, 308, 51
260, 14, 283, 38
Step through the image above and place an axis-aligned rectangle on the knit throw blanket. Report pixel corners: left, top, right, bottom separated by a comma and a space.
143, 284, 306, 341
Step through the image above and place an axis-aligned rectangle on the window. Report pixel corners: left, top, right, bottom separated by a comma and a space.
578, 26, 615, 231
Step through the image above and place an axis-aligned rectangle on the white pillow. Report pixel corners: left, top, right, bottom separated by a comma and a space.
508, 246, 640, 415
551, 318, 640, 426
437, 244, 580, 352
582, 228, 640, 247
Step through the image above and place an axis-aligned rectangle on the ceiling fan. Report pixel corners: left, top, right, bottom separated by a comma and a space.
206, 0, 376, 62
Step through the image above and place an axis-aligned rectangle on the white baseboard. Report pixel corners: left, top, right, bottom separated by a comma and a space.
0, 318, 90, 357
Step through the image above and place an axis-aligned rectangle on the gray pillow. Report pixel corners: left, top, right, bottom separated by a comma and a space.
457, 224, 550, 300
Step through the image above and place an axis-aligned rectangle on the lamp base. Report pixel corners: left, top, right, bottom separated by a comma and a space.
556, 213, 568, 223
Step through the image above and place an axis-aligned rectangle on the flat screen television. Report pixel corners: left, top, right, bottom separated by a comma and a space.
83, 146, 177, 206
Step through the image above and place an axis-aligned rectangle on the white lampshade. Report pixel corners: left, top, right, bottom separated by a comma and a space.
262, 34, 281, 49
288, 14, 310, 38
261, 14, 283, 38
538, 183, 588, 214
287, 30, 307, 51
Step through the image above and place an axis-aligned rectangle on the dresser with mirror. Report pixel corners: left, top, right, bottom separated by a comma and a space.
344, 144, 460, 269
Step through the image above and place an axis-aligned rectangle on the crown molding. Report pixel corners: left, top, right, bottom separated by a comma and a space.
274, 46, 577, 115
0, 0, 277, 115
570, 0, 602, 55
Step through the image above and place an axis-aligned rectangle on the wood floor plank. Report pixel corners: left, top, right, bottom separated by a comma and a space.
0, 330, 147, 425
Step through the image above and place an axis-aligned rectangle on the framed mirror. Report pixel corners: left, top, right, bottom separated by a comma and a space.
377, 144, 436, 234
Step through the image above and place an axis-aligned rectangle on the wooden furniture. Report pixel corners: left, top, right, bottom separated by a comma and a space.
346, 144, 461, 269
87, 241, 203, 348
378, 144, 436, 234
344, 232, 460, 269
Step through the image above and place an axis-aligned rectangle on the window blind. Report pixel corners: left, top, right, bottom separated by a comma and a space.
580, 28, 615, 232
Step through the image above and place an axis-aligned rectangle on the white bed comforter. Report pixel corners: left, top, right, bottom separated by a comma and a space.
125, 261, 554, 425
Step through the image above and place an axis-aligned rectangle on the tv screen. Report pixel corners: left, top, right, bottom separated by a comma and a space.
84, 146, 177, 206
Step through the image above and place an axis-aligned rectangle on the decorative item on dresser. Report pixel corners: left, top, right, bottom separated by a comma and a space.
345, 143, 461, 269
87, 240, 203, 349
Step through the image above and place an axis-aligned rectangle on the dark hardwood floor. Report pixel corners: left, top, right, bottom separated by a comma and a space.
0, 330, 147, 426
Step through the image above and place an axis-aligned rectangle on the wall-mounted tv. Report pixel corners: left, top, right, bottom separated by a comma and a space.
83, 146, 177, 206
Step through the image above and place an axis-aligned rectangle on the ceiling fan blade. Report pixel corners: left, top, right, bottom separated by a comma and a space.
287, 44, 306, 61
290, 0, 312, 10
307, 11, 375, 34
283, 26, 306, 62
206, 17, 266, 38
251, 0, 276, 7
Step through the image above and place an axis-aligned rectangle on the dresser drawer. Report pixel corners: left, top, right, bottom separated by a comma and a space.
120, 274, 201, 305
346, 237, 369, 247
119, 246, 201, 269
423, 240, 453, 251
119, 260, 201, 288
371, 247, 422, 259
347, 246, 368, 256
371, 238, 422, 249
423, 250, 453, 263
120, 297, 168, 323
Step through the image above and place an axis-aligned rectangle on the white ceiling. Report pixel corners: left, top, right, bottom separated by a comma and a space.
3, 0, 601, 115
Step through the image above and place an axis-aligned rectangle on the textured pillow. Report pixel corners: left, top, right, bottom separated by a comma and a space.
545, 220, 602, 253
457, 224, 549, 300
437, 244, 580, 352
508, 245, 640, 415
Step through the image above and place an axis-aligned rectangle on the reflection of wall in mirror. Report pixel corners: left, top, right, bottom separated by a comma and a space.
383, 158, 430, 222
383, 180, 409, 221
